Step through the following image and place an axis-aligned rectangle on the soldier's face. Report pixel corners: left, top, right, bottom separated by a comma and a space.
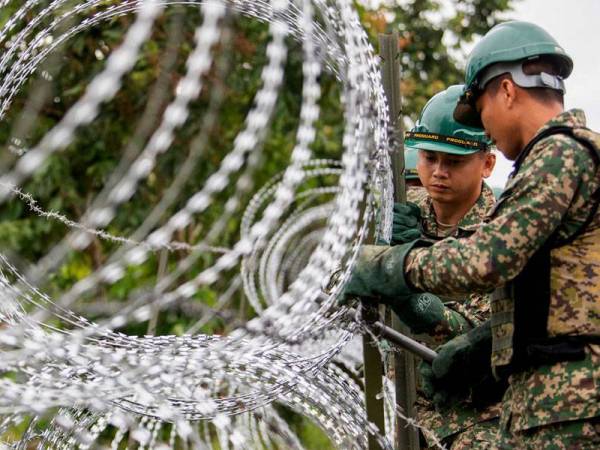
417, 150, 495, 206
476, 79, 522, 160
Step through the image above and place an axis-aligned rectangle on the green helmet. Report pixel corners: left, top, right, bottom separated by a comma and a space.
455, 21, 573, 127
405, 146, 419, 180
405, 84, 490, 156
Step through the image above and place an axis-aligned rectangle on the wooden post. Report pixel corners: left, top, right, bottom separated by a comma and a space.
379, 33, 421, 450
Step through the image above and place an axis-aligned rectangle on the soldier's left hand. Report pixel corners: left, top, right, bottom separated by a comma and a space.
391, 202, 421, 245
419, 321, 505, 408
389, 292, 447, 335
418, 361, 458, 409
431, 321, 492, 381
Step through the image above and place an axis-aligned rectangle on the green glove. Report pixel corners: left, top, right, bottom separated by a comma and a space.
342, 240, 429, 301
391, 202, 422, 245
392, 293, 469, 336
419, 361, 454, 408
419, 361, 436, 399
431, 321, 493, 380
419, 321, 507, 409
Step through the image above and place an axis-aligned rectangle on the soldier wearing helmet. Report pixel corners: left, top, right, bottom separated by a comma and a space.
404, 85, 496, 238
344, 21, 600, 448
390, 85, 499, 449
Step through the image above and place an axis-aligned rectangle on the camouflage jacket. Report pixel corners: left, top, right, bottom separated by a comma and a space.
407, 184, 496, 345
407, 183, 501, 443
406, 109, 600, 431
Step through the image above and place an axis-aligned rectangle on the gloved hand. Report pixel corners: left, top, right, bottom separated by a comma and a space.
391, 202, 421, 245
341, 240, 429, 302
431, 321, 492, 380
391, 292, 469, 336
419, 321, 507, 409
420, 361, 453, 407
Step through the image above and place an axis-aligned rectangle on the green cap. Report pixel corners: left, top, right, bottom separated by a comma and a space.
455, 21, 573, 127
405, 85, 490, 155
405, 146, 419, 179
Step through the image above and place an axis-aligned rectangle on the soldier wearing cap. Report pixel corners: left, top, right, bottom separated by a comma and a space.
389, 85, 499, 449
345, 21, 600, 448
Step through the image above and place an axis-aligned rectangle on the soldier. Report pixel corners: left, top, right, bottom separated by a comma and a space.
389, 85, 499, 449
344, 21, 600, 448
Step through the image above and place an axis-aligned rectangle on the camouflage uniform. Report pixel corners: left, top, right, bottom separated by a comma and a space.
407, 184, 495, 345
406, 110, 600, 448
407, 184, 501, 449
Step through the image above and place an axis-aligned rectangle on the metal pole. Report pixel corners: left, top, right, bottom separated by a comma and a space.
371, 320, 437, 363
379, 32, 421, 450
341, 305, 437, 362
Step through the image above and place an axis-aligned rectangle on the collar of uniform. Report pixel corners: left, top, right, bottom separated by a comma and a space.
510, 109, 587, 179
534, 108, 587, 138
418, 182, 495, 237
457, 182, 496, 231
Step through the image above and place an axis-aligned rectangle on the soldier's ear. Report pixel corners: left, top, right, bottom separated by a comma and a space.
482, 151, 496, 178
501, 78, 517, 109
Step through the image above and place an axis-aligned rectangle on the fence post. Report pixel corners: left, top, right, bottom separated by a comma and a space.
379, 32, 421, 450
362, 303, 385, 450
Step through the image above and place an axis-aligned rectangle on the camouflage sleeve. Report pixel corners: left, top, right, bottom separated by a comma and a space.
406, 136, 599, 294
444, 293, 489, 328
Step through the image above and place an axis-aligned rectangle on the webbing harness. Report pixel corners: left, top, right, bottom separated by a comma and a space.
493, 126, 600, 377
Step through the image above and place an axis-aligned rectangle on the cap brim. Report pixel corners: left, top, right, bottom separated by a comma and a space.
453, 98, 483, 128
406, 140, 482, 155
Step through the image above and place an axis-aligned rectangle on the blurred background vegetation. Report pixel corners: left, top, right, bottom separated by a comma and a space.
0, 0, 514, 447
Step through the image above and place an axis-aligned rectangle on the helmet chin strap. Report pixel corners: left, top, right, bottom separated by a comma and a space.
477, 60, 566, 94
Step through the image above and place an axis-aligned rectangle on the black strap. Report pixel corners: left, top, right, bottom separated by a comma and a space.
524, 336, 600, 368
498, 338, 593, 377
507, 125, 600, 373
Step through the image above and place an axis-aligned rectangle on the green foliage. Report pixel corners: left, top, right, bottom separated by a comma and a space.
358, 0, 514, 121
274, 404, 333, 449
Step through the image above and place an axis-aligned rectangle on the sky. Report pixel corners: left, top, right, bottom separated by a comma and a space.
487, 0, 600, 188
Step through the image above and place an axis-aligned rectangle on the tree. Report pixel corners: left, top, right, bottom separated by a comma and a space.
359, 0, 514, 122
